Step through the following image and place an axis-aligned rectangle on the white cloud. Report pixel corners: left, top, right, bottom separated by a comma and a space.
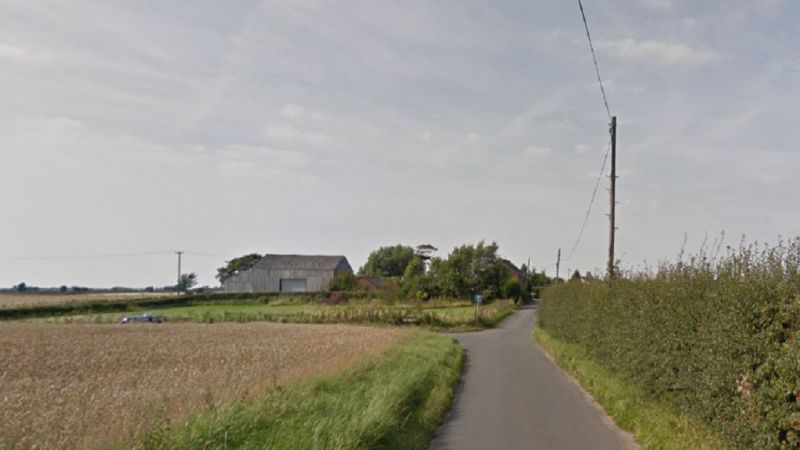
466, 132, 482, 141
525, 145, 552, 156
638, 0, 673, 9
264, 122, 332, 147
595, 38, 718, 66
281, 103, 303, 119
279, 103, 328, 122
0, 42, 49, 63
601, 79, 647, 95
0, 43, 28, 60
574, 144, 588, 154
222, 144, 315, 169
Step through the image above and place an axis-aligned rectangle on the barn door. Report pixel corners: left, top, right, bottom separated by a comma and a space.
279, 278, 307, 292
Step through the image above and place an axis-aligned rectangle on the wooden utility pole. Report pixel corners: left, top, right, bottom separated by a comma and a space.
176, 251, 183, 293
607, 116, 617, 278
556, 248, 561, 283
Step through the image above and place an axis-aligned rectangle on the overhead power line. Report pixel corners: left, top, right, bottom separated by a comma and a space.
566, 139, 612, 261
565, 0, 616, 264
2, 252, 173, 261
578, 0, 611, 120
183, 251, 230, 258
2, 250, 234, 262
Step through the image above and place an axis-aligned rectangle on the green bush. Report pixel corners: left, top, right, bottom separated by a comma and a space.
501, 278, 523, 302
329, 272, 358, 292
538, 239, 800, 449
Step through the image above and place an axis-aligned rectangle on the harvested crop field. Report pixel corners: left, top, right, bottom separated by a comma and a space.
0, 322, 411, 449
0, 291, 176, 308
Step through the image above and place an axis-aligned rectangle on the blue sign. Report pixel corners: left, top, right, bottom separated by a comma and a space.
473, 294, 483, 303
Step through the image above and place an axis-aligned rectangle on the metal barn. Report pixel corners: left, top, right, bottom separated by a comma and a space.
222, 254, 352, 293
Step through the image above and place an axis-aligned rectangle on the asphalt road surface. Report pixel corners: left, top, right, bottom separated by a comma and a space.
430, 305, 638, 450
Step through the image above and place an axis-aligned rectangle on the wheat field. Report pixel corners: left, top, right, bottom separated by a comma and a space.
0, 322, 410, 449
0, 291, 177, 308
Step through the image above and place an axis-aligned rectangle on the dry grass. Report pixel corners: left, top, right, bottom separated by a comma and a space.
0, 322, 411, 449
0, 291, 177, 308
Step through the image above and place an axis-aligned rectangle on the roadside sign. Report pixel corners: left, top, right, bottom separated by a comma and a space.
473, 294, 483, 304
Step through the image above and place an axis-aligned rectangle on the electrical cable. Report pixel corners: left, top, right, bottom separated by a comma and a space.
578, 0, 611, 120
565, 0, 614, 262
565, 138, 611, 261
2, 252, 173, 261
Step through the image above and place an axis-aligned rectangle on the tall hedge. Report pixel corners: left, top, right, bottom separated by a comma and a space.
538, 239, 800, 449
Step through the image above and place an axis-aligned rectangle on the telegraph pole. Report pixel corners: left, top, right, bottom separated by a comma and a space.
608, 116, 617, 278
556, 248, 561, 283
175, 251, 183, 293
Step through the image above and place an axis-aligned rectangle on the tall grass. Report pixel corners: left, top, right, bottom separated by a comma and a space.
538, 238, 800, 449
136, 333, 463, 450
1, 323, 409, 449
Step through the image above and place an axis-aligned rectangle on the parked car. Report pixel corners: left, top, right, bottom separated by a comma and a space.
120, 312, 164, 324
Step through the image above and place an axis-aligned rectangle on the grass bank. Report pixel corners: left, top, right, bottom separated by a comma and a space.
135, 332, 463, 450
533, 327, 727, 450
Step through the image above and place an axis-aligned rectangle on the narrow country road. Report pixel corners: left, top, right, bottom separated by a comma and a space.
430, 305, 638, 450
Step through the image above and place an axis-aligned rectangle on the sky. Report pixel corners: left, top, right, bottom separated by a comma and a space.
1, 0, 798, 288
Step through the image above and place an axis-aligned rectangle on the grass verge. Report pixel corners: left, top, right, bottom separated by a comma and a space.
135, 332, 463, 450
533, 327, 729, 450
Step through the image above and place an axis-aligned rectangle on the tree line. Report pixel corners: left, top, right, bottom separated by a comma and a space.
351, 241, 553, 302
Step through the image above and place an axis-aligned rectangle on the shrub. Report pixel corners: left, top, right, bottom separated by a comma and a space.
501, 278, 523, 302
324, 292, 349, 304
329, 272, 358, 292
538, 238, 800, 449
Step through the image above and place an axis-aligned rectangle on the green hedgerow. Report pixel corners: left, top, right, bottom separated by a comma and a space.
538, 238, 800, 449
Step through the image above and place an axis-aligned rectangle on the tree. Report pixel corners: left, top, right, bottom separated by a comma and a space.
403, 255, 424, 278
529, 269, 551, 287
570, 270, 582, 282
15, 282, 26, 292
431, 241, 507, 300
399, 256, 428, 300
501, 277, 523, 302
329, 272, 357, 291
359, 245, 416, 277
179, 273, 198, 292
59, 285, 68, 293
216, 253, 262, 281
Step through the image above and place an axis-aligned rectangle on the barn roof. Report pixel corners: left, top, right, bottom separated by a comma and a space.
253, 254, 349, 271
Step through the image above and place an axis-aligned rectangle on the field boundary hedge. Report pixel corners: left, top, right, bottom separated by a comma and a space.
538, 240, 800, 449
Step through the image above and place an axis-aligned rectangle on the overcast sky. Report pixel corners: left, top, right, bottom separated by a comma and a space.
1, 0, 798, 288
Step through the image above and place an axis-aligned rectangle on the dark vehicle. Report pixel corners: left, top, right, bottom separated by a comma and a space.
120, 312, 164, 324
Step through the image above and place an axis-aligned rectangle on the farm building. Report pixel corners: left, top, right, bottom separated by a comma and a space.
222, 254, 353, 293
